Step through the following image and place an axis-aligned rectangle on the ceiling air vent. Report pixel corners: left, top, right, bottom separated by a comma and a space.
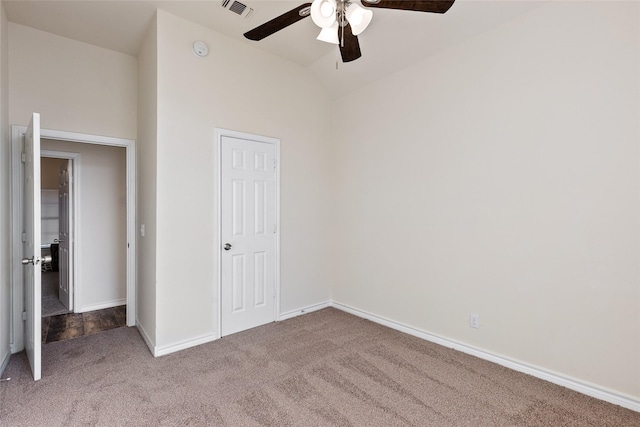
221, 0, 254, 19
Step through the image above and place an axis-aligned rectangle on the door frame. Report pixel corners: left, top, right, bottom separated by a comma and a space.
41, 150, 79, 312
10, 126, 136, 353
214, 128, 281, 338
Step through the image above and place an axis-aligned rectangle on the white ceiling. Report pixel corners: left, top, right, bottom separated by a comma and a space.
3, 0, 545, 98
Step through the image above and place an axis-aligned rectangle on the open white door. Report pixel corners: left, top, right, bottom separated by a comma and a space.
58, 161, 71, 310
22, 113, 42, 381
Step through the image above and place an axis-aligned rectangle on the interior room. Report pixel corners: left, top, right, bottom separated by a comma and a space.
0, 0, 638, 424
40, 156, 68, 318
39, 143, 127, 343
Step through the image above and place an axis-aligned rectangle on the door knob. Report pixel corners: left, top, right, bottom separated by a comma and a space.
224, 243, 232, 251
22, 256, 38, 265
22, 255, 51, 265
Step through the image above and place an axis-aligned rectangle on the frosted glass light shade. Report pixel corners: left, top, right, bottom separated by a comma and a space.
346, 3, 373, 35
311, 0, 337, 28
316, 22, 339, 44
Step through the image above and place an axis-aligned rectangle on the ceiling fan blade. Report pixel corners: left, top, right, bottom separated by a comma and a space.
244, 3, 312, 41
339, 23, 362, 63
361, 0, 455, 14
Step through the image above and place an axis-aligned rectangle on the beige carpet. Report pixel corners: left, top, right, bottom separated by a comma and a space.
1, 308, 638, 426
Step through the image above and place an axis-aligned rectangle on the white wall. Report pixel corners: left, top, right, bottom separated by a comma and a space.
41, 157, 67, 189
41, 139, 127, 312
136, 14, 158, 345
331, 1, 639, 399
8, 22, 136, 139
152, 10, 333, 350
0, 0, 11, 374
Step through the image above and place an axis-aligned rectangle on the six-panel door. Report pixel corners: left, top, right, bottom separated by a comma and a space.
221, 136, 277, 336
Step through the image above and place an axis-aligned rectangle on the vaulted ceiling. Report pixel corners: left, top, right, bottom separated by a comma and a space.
3, 1, 545, 97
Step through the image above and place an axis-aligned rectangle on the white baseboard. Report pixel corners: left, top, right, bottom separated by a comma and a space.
76, 298, 126, 313
330, 301, 640, 413
136, 320, 155, 356
278, 301, 332, 321
136, 318, 219, 358
0, 350, 10, 378
154, 332, 218, 357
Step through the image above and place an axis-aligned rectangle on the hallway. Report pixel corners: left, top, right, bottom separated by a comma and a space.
41, 270, 69, 318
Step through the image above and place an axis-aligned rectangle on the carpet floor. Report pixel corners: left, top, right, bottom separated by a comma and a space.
1, 308, 638, 426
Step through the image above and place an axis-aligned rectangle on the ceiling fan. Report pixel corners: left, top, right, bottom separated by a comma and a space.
244, 0, 456, 63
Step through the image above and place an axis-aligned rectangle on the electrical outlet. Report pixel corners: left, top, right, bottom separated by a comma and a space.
469, 313, 480, 329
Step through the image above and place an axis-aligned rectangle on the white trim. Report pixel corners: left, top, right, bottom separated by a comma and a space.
153, 333, 218, 357
214, 130, 222, 339
76, 299, 126, 314
278, 301, 332, 321
10, 125, 137, 355
0, 350, 10, 377
136, 322, 155, 356
10, 126, 24, 352
330, 301, 640, 413
275, 140, 281, 325
41, 150, 80, 313
214, 128, 281, 339
40, 150, 79, 159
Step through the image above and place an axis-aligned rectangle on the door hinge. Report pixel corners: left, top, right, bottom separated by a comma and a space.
273, 224, 277, 234
21, 152, 26, 163
22, 311, 27, 321
21, 232, 26, 242
273, 158, 277, 169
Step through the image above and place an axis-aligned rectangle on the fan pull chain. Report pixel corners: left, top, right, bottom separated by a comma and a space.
340, 14, 344, 48
337, 18, 342, 71
340, 0, 344, 47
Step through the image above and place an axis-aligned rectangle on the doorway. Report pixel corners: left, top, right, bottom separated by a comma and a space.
40, 155, 72, 318
39, 142, 127, 343
10, 125, 136, 356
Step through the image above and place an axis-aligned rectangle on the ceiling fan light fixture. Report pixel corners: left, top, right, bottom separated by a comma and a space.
311, 0, 337, 28
316, 22, 339, 44
320, 2, 334, 16
346, 3, 373, 36
244, 0, 457, 63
